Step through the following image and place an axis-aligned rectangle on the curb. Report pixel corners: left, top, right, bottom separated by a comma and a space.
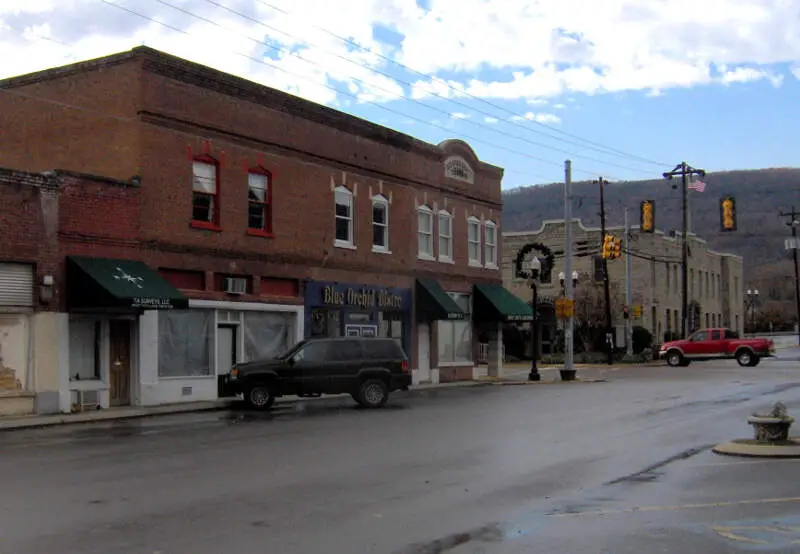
0, 380, 492, 432
713, 438, 800, 458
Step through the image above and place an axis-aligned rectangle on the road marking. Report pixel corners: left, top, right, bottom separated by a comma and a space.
712, 525, 800, 545
549, 496, 800, 518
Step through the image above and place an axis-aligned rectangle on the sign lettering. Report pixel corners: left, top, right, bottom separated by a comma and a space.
132, 297, 174, 309
322, 285, 404, 310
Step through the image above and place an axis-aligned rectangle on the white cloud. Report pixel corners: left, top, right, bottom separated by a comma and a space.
0, 0, 797, 111
484, 116, 499, 123
450, 112, 470, 119
792, 67, 800, 80
510, 111, 562, 124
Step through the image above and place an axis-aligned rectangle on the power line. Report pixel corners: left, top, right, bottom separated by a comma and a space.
97, 0, 607, 179
251, 0, 669, 168
199, 0, 657, 175
138, 0, 647, 178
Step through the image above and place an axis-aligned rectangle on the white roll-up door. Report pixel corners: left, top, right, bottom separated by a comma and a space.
0, 263, 34, 307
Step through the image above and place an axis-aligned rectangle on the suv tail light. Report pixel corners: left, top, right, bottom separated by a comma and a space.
401, 360, 409, 373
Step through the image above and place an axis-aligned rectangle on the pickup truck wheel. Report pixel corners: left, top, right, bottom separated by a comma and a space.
666, 350, 684, 367
356, 379, 389, 409
736, 349, 754, 367
245, 385, 275, 410
748, 355, 761, 367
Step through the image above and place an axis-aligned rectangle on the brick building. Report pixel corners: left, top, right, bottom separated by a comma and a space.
0, 47, 529, 414
502, 219, 744, 354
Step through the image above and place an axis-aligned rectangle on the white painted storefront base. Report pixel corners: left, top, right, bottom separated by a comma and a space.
51, 301, 304, 412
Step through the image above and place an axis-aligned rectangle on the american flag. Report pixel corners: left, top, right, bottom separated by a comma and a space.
688, 180, 706, 192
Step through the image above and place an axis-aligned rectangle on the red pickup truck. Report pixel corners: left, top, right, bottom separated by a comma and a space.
660, 328, 775, 367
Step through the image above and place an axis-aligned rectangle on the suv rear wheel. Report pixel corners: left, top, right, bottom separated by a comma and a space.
355, 379, 389, 409
245, 385, 275, 410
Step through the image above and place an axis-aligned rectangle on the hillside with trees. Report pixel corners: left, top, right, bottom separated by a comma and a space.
502, 167, 800, 326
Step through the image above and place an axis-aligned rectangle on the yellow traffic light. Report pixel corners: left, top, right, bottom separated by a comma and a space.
602, 234, 613, 259
640, 200, 655, 233
720, 196, 736, 232
612, 237, 622, 259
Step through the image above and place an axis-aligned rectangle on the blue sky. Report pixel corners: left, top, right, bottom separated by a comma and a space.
1, 0, 797, 189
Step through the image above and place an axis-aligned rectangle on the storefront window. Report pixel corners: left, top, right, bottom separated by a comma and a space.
243, 311, 294, 362
311, 308, 341, 338
69, 317, 101, 381
158, 309, 213, 377
438, 293, 472, 363
379, 311, 404, 347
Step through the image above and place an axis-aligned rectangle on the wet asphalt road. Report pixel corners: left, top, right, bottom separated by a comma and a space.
4, 356, 800, 553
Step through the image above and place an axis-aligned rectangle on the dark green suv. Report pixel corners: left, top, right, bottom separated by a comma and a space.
221, 337, 412, 410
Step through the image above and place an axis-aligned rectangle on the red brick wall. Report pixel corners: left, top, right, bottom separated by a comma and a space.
0, 170, 60, 309
0, 60, 142, 181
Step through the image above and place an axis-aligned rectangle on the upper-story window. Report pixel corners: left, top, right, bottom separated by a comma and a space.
334, 186, 354, 248
484, 221, 497, 268
371, 194, 389, 253
247, 169, 272, 235
418, 205, 434, 259
444, 156, 475, 184
467, 216, 481, 265
438, 210, 453, 262
192, 156, 219, 228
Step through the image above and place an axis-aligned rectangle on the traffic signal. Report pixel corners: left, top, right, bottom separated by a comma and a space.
720, 196, 737, 232
602, 234, 614, 259
612, 237, 622, 259
640, 200, 655, 233
623, 305, 630, 319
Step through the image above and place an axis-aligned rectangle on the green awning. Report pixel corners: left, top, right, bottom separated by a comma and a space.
66, 256, 189, 310
415, 278, 466, 321
472, 283, 533, 322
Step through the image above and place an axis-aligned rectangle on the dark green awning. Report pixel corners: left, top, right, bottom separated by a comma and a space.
472, 283, 533, 322
66, 256, 189, 310
415, 278, 466, 321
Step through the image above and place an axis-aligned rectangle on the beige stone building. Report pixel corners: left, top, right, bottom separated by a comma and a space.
502, 219, 744, 351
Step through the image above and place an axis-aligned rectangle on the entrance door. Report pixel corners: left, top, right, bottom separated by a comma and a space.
417, 322, 431, 383
109, 320, 132, 407
217, 325, 237, 374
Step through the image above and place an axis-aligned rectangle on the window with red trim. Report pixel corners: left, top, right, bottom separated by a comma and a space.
192, 156, 219, 226
247, 168, 272, 233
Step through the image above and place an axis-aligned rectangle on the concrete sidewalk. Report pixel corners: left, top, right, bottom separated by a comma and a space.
0, 379, 494, 432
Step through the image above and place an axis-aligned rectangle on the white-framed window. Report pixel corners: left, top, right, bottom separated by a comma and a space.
467, 216, 481, 266
371, 194, 389, 253
438, 210, 453, 262
69, 317, 103, 381
418, 205, 434, 259
484, 220, 497, 268
438, 293, 472, 363
334, 186, 354, 249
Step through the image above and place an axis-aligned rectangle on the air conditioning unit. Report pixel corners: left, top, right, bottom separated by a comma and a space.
223, 277, 247, 295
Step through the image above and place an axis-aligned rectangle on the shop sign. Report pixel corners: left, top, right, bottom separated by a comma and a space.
322, 285, 404, 310
131, 297, 176, 309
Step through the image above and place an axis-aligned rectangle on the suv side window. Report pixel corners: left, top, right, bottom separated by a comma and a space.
327, 340, 363, 361
294, 342, 329, 363
363, 339, 391, 359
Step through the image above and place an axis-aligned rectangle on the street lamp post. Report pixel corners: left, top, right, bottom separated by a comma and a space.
527, 256, 542, 382
745, 288, 760, 331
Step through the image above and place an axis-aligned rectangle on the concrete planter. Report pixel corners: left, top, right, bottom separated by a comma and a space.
748, 415, 795, 442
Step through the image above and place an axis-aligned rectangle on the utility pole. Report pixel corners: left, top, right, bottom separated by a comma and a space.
624, 208, 633, 356
780, 206, 800, 346
663, 162, 706, 338
564, 160, 575, 373
594, 176, 614, 365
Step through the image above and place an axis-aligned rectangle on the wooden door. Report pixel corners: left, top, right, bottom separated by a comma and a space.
109, 320, 132, 406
